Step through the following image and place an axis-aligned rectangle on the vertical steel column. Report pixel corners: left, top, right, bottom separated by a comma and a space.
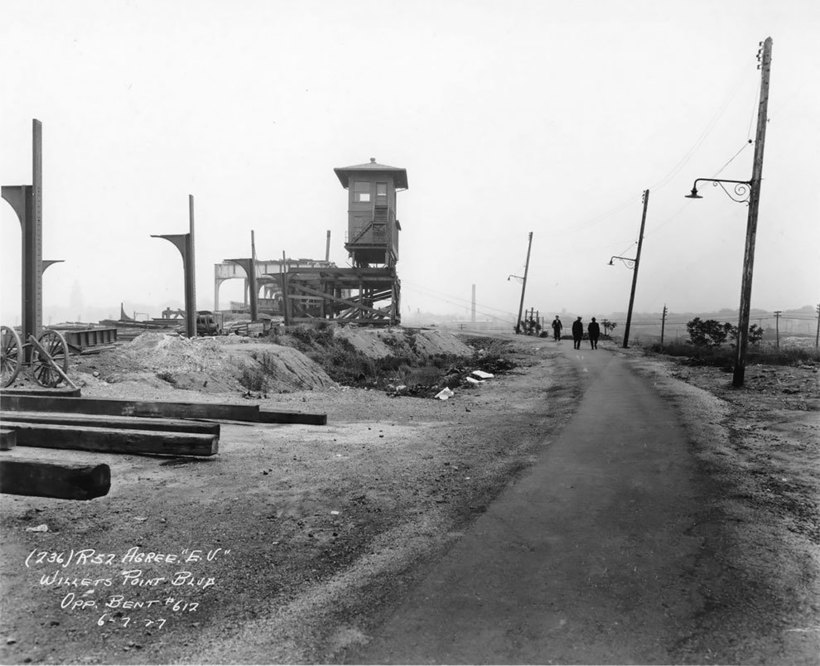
226, 231, 259, 321
249, 230, 258, 322
186, 195, 197, 338
151, 195, 197, 338
1, 120, 44, 360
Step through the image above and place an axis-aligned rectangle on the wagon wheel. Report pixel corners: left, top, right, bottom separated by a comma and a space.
30, 329, 69, 388
1, 325, 22, 388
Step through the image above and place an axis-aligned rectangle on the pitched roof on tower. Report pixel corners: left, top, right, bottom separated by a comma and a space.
334, 158, 409, 190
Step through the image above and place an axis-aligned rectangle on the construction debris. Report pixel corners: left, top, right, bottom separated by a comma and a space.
435, 387, 455, 401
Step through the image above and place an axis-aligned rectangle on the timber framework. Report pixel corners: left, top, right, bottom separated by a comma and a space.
215, 158, 408, 327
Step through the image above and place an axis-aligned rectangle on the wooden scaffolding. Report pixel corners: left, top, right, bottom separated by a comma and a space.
281, 266, 400, 326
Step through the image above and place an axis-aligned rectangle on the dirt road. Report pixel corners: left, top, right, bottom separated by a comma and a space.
346, 343, 819, 664
350, 346, 708, 663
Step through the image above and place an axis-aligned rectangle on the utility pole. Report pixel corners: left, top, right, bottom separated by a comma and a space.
733, 37, 773, 387
815, 303, 820, 348
622, 189, 649, 348
471, 284, 476, 323
773, 310, 782, 349
515, 232, 533, 334
660, 305, 668, 347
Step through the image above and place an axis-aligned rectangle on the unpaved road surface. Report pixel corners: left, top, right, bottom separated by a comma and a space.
349, 345, 818, 664
1, 335, 818, 664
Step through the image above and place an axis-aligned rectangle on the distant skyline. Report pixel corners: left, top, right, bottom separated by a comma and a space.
2, 0, 819, 327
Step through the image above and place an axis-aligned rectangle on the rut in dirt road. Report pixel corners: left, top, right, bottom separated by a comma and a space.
346, 345, 732, 664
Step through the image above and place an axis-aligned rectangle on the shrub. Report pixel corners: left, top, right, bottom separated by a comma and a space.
238, 364, 267, 392
686, 318, 764, 348
686, 317, 733, 347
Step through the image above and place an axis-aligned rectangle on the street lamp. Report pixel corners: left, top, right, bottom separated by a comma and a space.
685, 37, 773, 388
608, 255, 636, 269
607, 190, 650, 349
685, 178, 751, 203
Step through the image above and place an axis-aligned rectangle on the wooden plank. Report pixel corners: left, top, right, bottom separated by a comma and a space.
0, 428, 16, 450
1, 411, 219, 435
3, 423, 218, 457
258, 409, 327, 426
0, 458, 110, 500
0, 387, 81, 398
1, 394, 260, 422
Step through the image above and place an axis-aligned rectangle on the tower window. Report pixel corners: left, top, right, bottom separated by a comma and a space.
354, 182, 370, 202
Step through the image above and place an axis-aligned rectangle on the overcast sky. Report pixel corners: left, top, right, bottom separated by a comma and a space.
1, 0, 818, 326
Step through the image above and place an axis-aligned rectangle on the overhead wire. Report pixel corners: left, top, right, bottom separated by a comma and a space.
582, 57, 755, 254
403, 281, 517, 322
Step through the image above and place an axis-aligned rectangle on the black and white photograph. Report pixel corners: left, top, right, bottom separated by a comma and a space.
1, 0, 819, 663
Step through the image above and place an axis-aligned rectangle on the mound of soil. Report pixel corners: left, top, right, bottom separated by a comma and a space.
72, 333, 337, 396
68, 326, 488, 400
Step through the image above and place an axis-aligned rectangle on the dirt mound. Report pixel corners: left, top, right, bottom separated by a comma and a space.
71, 327, 487, 399
73, 332, 336, 395
332, 326, 474, 359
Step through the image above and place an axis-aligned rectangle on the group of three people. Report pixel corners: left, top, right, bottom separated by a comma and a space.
551, 316, 601, 350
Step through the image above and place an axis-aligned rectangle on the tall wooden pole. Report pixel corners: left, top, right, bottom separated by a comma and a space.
815, 303, 820, 349
733, 37, 773, 387
471, 284, 476, 323
515, 232, 533, 334
622, 190, 649, 348
660, 304, 668, 347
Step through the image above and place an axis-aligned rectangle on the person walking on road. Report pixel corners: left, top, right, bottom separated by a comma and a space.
588, 317, 601, 349
571, 316, 584, 350
551, 316, 563, 342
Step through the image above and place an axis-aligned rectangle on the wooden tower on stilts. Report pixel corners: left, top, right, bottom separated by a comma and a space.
281, 158, 407, 326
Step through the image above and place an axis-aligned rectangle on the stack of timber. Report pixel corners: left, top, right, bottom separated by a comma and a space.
0, 411, 219, 457
0, 391, 327, 501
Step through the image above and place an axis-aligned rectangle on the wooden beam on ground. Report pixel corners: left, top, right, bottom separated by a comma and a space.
259, 409, 327, 426
1, 395, 325, 426
1, 411, 219, 435
1, 394, 260, 422
3, 422, 218, 457
0, 457, 110, 500
0, 428, 16, 450
0, 387, 81, 397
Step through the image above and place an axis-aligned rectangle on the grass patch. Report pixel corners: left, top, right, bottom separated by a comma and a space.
274, 326, 518, 392
647, 341, 820, 367
238, 362, 267, 392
